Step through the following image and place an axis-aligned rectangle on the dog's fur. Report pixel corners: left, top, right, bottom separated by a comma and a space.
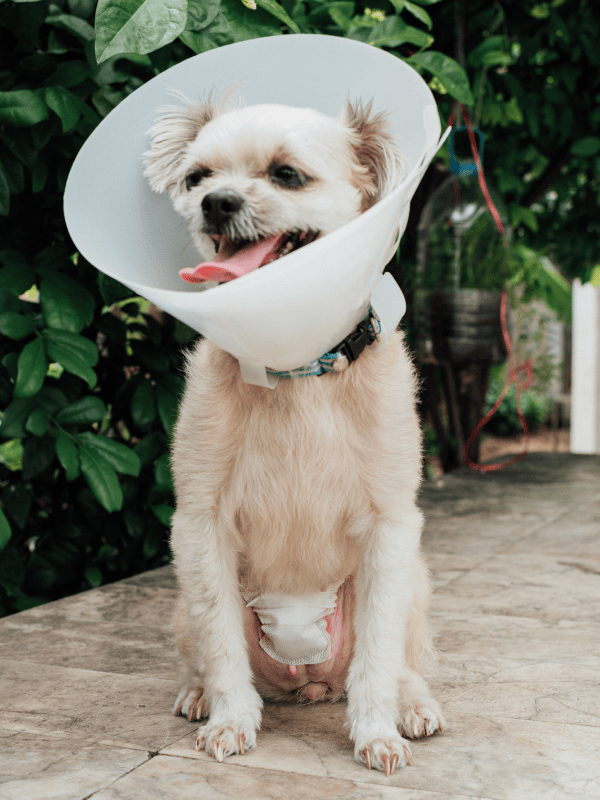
144, 96, 445, 773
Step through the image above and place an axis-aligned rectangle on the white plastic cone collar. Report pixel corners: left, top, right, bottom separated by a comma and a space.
64, 35, 445, 386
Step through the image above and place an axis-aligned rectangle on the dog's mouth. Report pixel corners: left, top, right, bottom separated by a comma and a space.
179, 230, 319, 284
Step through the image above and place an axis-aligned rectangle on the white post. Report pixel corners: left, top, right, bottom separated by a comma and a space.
570, 279, 600, 454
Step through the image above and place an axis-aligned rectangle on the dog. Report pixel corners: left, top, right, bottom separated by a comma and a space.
144, 94, 445, 775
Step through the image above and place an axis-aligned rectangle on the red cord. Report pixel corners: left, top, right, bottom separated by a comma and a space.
446, 104, 532, 471
464, 291, 533, 471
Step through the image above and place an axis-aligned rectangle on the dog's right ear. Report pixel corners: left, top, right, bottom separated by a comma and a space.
143, 98, 217, 194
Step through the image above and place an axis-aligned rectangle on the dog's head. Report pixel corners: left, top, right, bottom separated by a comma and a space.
144, 93, 405, 272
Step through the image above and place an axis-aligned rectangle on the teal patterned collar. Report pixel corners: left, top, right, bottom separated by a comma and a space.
266, 309, 382, 379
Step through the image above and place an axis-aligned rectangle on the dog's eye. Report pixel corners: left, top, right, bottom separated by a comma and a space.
270, 165, 306, 188
185, 169, 212, 191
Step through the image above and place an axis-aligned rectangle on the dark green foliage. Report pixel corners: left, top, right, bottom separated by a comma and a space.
483, 374, 553, 436
0, 0, 203, 616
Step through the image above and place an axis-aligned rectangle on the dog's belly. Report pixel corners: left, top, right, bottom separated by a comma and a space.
243, 576, 355, 701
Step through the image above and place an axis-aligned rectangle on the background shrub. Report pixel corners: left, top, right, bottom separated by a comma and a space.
0, 0, 203, 616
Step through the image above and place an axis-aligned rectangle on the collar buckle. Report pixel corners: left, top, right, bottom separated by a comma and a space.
335, 318, 373, 364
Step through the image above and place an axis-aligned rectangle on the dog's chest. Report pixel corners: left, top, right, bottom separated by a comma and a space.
224, 384, 369, 591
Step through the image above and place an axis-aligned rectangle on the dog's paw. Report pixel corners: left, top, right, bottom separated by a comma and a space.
355, 735, 413, 775
400, 697, 445, 739
173, 684, 208, 722
195, 717, 257, 762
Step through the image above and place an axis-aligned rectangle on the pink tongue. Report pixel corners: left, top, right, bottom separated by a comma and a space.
179, 234, 286, 283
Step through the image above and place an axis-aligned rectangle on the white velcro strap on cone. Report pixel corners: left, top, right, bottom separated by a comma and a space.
239, 361, 279, 389
368, 271, 407, 352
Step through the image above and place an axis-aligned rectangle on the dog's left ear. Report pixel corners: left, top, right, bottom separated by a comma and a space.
343, 100, 406, 210
144, 100, 216, 195
144, 88, 238, 194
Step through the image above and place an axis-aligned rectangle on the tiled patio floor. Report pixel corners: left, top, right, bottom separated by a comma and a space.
1, 452, 599, 799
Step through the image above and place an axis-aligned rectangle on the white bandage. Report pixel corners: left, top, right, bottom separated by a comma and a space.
244, 584, 341, 666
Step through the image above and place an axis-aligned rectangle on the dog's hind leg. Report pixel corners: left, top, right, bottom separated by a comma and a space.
345, 507, 435, 775
171, 509, 263, 761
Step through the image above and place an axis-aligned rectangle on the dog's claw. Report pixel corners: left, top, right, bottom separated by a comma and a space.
239, 734, 246, 755
215, 742, 224, 763
405, 745, 414, 766
364, 748, 372, 770
391, 753, 399, 774
195, 735, 203, 752
383, 754, 391, 777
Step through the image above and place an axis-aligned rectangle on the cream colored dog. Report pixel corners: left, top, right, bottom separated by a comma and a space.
144, 95, 445, 775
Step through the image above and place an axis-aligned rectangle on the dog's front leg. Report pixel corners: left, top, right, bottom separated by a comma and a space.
346, 509, 423, 775
172, 510, 263, 761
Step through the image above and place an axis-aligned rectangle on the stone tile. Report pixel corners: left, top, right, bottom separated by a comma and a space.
421, 513, 546, 562
0, 613, 177, 680
431, 552, 600, 621
91, 754, 480, 800
0, 729, 149, 800
161, 709, 600, 800
430, 611, 600, 668
121, 564, 176, 590
442, 679, 600, 727
25, 581, 178, 627
0, 659, 188, 751
420, 453, 600, 521
507, 498, 600, 559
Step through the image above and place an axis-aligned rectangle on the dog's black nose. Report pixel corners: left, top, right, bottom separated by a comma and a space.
201, 191, 244, 227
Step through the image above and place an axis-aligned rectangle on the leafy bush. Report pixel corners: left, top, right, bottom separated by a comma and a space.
0, 0, 204, 616
483, 374, 553, 437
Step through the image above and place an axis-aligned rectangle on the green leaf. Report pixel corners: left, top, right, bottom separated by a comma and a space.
44, 60, 92, 88
0, 509, 11, 551
0, 398, 34, 439
44, 86, 81, 133
22, 435, 55, 479
142, 526, 163, 559
254, 0, 301, 32
403, 0, 432, 29
409, 50, 474, 105
94, 0, 188, 63
77, 431, 141, 476
151, 503, 174, 526
0, 91, 49, 128
98, 273, 134, 305
571, 137, 600, 157
39, 273, 95, 333
467, 36, 511, 68
32, 155, 48, 193
15, 338, 48, 399
155, 382, 178, 437
186, 0, 221, 30
0, 265, 34, 295
0, 164, 8, 216
25, 408, 49, 437
78, 445, 123, 512
367, 16, 432, 48
511, 205, 539, 232
1, 155, 24, 196
154, 450, 173, 490
0, 312, 35, 340
56, 396, 106, 425
42, 329, 98, 388
56, 432, 80, 481
131, 379, 156, 428
0, 439, 24, 471
84, 565, 103, 587
45, 13, 96, 41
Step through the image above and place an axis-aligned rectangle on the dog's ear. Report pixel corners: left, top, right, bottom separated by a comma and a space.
143, 98, 217, 194
343, 100, 406, 210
